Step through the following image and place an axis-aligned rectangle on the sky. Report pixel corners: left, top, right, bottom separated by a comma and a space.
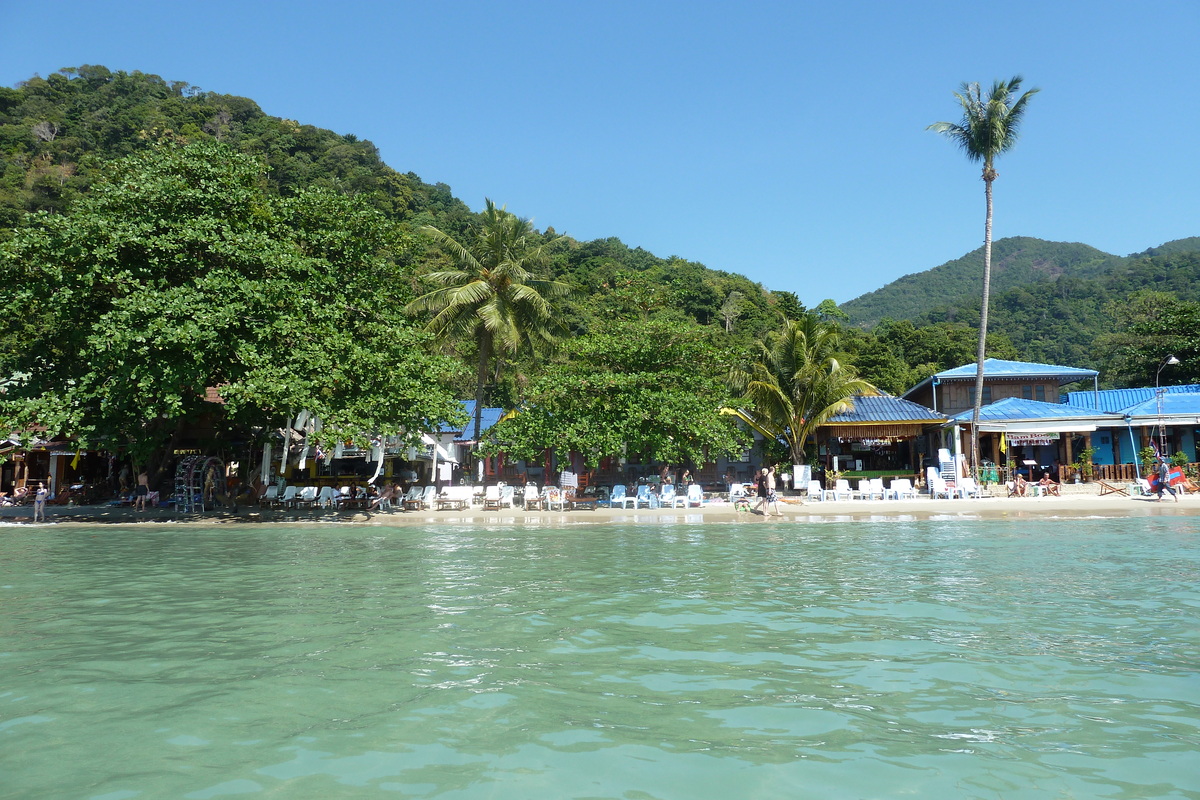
3, 0, 1197, 305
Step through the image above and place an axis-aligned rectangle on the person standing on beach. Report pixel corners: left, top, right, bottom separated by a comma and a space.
134, 470, 150, 511
765, 466, 783, 515
32, 482, 47, 522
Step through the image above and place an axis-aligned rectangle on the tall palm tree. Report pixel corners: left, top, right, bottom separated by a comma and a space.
408, 199, 571, 444
726, 315, 876, 467
928, 77, 1038, 475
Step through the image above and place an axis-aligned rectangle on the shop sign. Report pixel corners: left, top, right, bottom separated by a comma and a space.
1006, 432, 1060, 446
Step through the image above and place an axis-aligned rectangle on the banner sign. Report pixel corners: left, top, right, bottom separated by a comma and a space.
1006, 432, 1060, 446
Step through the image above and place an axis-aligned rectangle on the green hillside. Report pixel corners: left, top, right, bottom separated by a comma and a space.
840, 237, 1118, 327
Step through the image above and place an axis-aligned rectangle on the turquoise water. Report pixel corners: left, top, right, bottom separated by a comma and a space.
2, 518, 1198, 800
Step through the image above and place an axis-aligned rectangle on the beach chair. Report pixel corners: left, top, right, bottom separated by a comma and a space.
482, 485, 503, 510
928, 471, 953, 499
806, 480, 825, 500
685, 484, 704, 507
279, 485, 301, 508
633, 484, 652, 509
888, 478, 917, 500
499, 485, 516, 508
523, 484, 543, 510
316, 486, 339, 509
543, 486, 566, 511
293, 485, 319, 508
857, 479, 877, 500
957, 477, 983, 499
821, 480, 845, 501
659, 484, 677, 507
1097, 480, 1129, 497
610, 484, 636, 509
260, 485, 280, 507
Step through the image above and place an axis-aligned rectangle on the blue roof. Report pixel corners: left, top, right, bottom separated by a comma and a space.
1065, 384, 1200, 413
452, 400, 506, 442
934, 358, 1098, 381
827, 394, 946, 424
948, 396, 1120, 423
1116, 391, 1200, 419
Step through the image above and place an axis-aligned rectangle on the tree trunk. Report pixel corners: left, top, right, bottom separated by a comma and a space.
473, 331, 491, 444
970, 175, 995, 479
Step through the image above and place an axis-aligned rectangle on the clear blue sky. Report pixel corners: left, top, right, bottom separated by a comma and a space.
3, 0, 1197, 305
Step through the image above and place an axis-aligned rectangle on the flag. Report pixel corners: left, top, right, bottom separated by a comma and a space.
70, 450, 81, 469
999, 433, 1007, 455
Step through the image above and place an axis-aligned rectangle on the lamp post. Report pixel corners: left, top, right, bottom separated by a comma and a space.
1156, 355, 1181, 456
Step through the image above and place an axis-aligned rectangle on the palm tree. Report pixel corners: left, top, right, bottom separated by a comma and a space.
928, 77, 1038, 475
726, 314, 876, 468
407, 199, 571, 445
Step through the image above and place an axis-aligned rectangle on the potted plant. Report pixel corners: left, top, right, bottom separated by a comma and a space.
1074, 447, 1095, 482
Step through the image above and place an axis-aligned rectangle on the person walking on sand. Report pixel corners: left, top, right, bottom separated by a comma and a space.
1156, 458, 1179, 502
752, 467, 769, 515
134, 470, 150, 511
32, 482, 48, 522
765, 466, 783, 515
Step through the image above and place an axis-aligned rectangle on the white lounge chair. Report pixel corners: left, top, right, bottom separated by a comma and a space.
633, 484, 652, 509
806, 480, 825, 500
523, 484, 542, 510
957, 477, 983, 499
543, 486, 566, 511
482, 485, 503, 510
888, 478, 917, 500
316, 485, 339, 509
685, 484, 704, 507
659, 484, 677, 507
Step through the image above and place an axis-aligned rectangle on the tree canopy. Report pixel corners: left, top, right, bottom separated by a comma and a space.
0, 140, 463, 464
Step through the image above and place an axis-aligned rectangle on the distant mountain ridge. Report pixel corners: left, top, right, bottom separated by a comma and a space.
840, 237, 1125, 327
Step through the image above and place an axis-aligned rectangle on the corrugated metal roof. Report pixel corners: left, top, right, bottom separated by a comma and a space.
452, 400, 506, 441
1117, 392, 1200, 419
1065, 384, 1200, 413
827, 394, 946, 424
934, 358, 1098, 381
948, 396, 1121, 423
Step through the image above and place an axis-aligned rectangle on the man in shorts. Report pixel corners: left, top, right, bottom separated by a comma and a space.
135, 471, 150, 511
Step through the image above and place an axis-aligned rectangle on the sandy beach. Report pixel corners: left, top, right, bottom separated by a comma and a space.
3, 484, 1194, 527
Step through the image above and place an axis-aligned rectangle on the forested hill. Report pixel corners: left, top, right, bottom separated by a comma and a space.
0, 65, 802, 339
840, 237, 1120, 327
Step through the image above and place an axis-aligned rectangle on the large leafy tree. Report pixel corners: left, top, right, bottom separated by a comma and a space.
483, 318, 750, 469
929, 76, 1038, 473
408, 199, 572, 443
0, 140, 462, 471
727, 314, 875, 466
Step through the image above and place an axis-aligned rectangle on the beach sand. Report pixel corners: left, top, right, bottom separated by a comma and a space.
3, 485, 1194, 527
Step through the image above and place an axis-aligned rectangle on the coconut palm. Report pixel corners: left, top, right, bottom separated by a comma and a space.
408, 199, 571, 443
928, 76, 1038, 474
726, 315, 876, 467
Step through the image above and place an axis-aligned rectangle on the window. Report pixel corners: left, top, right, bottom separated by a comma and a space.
1035, 385, 1045, 402
1022, 385, 1033, 400
968, 386, 994, 405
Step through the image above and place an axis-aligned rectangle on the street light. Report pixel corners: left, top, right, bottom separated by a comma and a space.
1156, 355, 1181, 455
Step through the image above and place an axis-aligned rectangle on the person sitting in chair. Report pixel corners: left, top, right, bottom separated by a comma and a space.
1010, 473, 1028, 497
1039, 472, 1060, 496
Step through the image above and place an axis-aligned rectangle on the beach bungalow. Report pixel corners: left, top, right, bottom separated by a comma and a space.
902, 358, 1100, 416
817, 394, 947, 482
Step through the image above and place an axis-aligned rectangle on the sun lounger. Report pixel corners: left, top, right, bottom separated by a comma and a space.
436, 486, 473, 510
1097, 481, 1128, 497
